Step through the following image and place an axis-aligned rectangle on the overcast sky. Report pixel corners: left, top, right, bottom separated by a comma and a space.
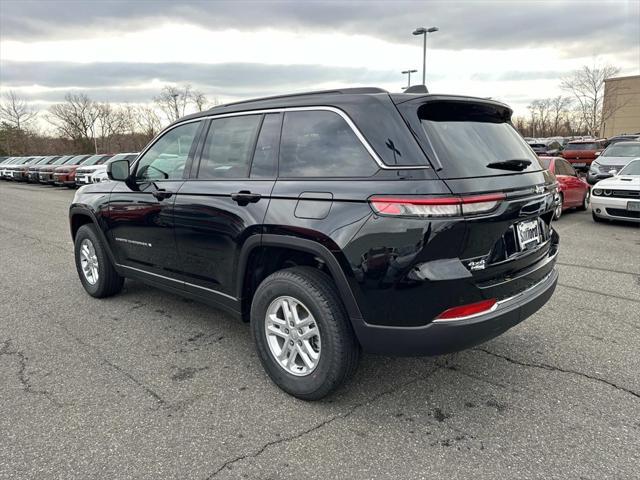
1, 0, 639, 118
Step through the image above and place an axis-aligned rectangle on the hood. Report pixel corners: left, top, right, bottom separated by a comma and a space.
593, 176, 640, 189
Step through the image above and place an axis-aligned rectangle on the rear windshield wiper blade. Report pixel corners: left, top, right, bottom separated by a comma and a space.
486, 159, 532, 171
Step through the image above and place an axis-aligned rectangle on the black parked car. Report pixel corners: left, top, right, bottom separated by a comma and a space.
69, 88, 559, 399
527, 139, 562, 156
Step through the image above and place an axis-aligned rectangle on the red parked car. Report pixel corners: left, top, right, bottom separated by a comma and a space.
539, 156, 590, 219
561, 139, 606, 171
53, 154, 112, 188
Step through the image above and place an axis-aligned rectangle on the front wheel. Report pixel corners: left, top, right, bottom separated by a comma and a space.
74, 224, 124, 297
578, 190, 590, 211
592, 211, 605, 223
251, 266, 360, 400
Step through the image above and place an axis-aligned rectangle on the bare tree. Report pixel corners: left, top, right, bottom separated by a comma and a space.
153, 85, 193, 122
136, 106, 162, 139
47, 93, 100, 153
527, 99, 552, 137
549, 96, 572, 136
561, 64, 620, 137
189, 89, 208, 112
0, 90, 38, 130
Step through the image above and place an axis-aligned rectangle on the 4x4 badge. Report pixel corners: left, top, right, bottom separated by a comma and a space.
468, 259, 486, 271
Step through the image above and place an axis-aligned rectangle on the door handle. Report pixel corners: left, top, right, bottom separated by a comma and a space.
231, 191, 261, 205
152, 188, 173, 200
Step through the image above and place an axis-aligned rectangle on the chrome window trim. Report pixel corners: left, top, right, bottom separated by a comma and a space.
131, 106, 429, 173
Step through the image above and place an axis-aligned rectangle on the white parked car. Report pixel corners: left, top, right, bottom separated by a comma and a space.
591, 158, 640, 223
75, 152, 138, 185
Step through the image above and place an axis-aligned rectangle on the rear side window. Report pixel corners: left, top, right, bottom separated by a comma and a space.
419, 102, 541, 178
279, 110, 377, 178
198, 115, 262, 179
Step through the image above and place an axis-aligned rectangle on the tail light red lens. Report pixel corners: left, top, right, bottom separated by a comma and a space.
369, 193, 505, 217
435, 299, 497, 320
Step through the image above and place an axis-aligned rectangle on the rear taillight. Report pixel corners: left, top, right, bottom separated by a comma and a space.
435, 299, 497, 320
369, 193, 504, 217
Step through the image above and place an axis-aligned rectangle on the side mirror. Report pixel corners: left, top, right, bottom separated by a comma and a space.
594, 151, 601, 157
107, 159, 130, 181
609, 169, 618, 176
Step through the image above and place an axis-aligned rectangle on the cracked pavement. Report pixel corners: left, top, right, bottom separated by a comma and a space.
1, 181, 639, 479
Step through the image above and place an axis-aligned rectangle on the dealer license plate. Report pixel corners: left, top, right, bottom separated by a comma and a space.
628, 201, 640, 212
516, 219, 541, 250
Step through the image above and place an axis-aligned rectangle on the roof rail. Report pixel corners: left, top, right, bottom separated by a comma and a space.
214, 87, 388, 109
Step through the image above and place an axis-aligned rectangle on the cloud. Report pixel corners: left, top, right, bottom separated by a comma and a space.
0, 61, 406, 103
2, 0, 638, 55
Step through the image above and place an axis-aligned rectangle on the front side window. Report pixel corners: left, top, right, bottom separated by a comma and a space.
279, 110, 377, 178
197, 115, 262, 179
136, 121, 200, 181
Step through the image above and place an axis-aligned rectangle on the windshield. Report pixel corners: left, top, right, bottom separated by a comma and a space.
618, 160, 640, 175
603, 143, 640, 157
82, 154, 112, 166
66, 155, 89, 165
538, 157, 551, 169
566, 143, 597, 150
52, 155, 72, 165
419, 101, 541, 177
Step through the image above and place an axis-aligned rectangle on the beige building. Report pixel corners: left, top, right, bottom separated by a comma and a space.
600, 74, 640, 138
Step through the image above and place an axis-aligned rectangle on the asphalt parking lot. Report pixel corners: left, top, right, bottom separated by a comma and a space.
1, 181, 638, 480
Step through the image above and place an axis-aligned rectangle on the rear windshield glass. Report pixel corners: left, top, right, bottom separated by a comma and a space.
419, 102, 541, 178
566, 143, 597, 150
602, 144, 640, 157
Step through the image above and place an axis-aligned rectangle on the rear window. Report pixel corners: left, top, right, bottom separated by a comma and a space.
419, 102, 541, 178
566, 143, 597, 150
538, 157, 551, 169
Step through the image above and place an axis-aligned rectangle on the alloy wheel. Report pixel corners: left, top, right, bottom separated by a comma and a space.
264, 296, 321, 376
79, 238, 99, 285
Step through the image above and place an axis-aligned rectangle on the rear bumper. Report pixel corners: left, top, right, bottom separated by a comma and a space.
354, 267, 558, 356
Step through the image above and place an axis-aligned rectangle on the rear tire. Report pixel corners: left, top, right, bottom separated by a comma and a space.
251, 266, 360, 400
74, 224, 124, 298
554, 193, 563, 220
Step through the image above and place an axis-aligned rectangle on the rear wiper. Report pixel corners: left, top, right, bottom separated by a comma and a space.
486, 159, 532, 171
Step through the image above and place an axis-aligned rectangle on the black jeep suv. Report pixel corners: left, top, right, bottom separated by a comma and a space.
69, 87, 559, 400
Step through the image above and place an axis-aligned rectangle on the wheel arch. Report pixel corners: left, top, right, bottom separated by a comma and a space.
69, 206, 117, 265
237, 234, 364, 327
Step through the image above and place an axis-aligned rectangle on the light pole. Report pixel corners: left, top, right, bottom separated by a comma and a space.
412, 26, 439, 85
401, 69, 418, 89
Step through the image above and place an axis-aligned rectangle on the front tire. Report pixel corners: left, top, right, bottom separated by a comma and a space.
251, 266, 359, 400
592, 211, 605, 223
74, 224, 124, 298
578, 190, 590, 211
